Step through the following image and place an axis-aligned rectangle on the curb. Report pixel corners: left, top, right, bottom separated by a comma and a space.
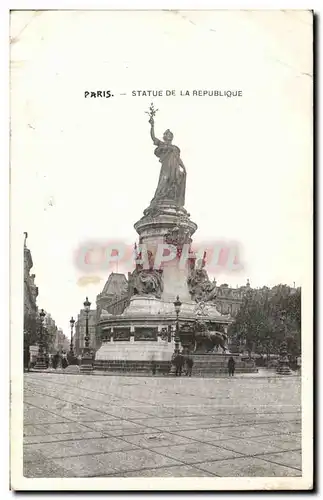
26, 369, 300, 379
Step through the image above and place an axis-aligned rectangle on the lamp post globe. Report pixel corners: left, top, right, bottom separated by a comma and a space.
173, 295, 182, 316
84, 296, 91, 311
173, 295, 182, 343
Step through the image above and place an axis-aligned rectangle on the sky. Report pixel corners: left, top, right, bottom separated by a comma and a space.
10, 10, 312, 334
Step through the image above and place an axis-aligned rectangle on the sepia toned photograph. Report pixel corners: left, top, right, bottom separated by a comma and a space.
10, 8, 313, 491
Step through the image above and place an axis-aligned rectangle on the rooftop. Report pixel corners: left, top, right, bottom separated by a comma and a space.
101, 272, 128, 297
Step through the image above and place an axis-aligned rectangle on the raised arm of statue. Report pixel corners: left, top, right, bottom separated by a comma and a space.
149, 117, 162, 146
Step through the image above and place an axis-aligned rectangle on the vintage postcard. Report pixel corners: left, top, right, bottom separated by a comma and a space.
10, 9, 313, 491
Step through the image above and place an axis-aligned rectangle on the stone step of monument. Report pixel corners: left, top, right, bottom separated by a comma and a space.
94, 359, 258, 375
192, 359, 249, 364
80, 365, 94, 373
192, 355, 243, 361
94, 360, 171, 374
192, 362, 255, 368
192, 367, 258, 375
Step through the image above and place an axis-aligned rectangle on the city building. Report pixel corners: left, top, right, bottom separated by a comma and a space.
24, 233, 38, 321
96, 273, 129, 320
43, 313, 58, 353
24, 233, 40, 364
212, 280, 251, 317
53, 328, 70, 353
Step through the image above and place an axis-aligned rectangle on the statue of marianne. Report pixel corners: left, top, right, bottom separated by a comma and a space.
148, 114, 186, 207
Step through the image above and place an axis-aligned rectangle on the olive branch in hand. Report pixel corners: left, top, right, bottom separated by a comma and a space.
145, 102, 159, 119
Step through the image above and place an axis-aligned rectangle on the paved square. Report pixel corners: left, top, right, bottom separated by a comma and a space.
23, 373, 302, 478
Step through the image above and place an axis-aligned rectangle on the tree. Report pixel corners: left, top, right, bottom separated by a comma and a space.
24, 314, 57, 354
229, 285, 301, 356
24, 313, 39, 349
43, 325, 57, 353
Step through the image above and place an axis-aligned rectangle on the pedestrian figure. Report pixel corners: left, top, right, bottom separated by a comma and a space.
151, 360, 156, 375
44, 352, 49, 369
228, 356, 235, 376
186, 356, 193, 377
182, 356, 188, 376
61, 351, 68, 369
24, 346, 30, 372
52, 352, 60, 369
175, 352, 184, 377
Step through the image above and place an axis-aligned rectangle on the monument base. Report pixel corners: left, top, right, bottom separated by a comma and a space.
94, 359, 171, 375
64, 365, 81, 374
102, 295, 224, 322
80, 353, 94, 374
191, 353, 258, 376
94, 345, 258, 376
95, 339, 174, 362
33, 364, 47, 370
276, 365, 292, 375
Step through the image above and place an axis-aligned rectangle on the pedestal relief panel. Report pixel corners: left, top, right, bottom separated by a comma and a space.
113, 328, 131, 341
134, 327, 158, 341
102, 329, 112, 342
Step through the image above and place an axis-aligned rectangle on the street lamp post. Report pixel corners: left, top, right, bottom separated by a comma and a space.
34, 309, 47, 370
265, 335, 271, 367
81, 297, 93, 373
276, 310, 292, 375
174, 295, 182, 352
68, 316, 76, 365
170, 296, 182, 374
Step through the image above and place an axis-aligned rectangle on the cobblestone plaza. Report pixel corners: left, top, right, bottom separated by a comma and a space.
24, 372, 301, 478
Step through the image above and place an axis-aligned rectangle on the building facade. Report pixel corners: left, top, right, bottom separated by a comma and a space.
212, 281, 251, 317
53, 328, 70, 353
23, 233, 39, 359
43, 313, 57, 353
24, 233, 38, 320
96, 273, 129, 320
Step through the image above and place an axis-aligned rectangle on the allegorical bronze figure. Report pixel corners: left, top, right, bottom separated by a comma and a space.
146, 103, 186, 208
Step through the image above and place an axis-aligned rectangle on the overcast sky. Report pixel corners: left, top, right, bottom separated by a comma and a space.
11, 10, 312, 334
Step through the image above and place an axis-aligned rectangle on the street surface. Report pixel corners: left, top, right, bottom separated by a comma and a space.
24, 372, 301, 478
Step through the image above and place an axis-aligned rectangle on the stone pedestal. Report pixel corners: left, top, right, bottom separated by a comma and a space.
276, 341, 292, 375
191, 353, 258, 376
276, 356, 292, 375
34, 354, 47, 371
120, 296, 223, 320
95, 161, 251, 375
80, 351, 94, 374
95, 293, 233, 372
67, 353, 78, 366
95, 339, 174, 362
33, 362, 47, 371
64, 365, 80, 374
134, 203, 197, 245
162, 260, 191, 302
94, 338, 173, 374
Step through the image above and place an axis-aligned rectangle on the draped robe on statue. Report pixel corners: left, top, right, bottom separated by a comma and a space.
150, 142, 186, 207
